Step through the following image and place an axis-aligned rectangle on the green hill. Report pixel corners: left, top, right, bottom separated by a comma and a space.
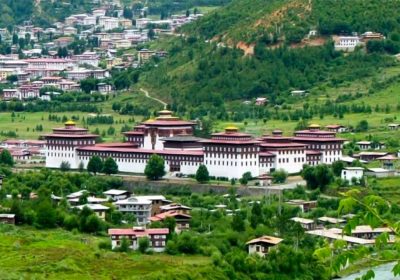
138, 0, 400, 120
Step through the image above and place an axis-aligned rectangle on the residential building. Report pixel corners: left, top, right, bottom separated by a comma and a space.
0, 214, 16, 224
103, 189, 131, 201
341, 167, 364, 184
246, 235, 283, 257
334, 36, 361, 52
108, 227, 169, 252
114, 196, 152, 224
75, 204, 109, 220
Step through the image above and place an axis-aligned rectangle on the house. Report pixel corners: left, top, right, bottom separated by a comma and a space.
291, 90, 307, 97
353, 152, 388, 162
317, 216, 345, 226
361, 31, 385, 42
286, 199, 317, 212
290, 217, 316, 230
159, 203, 191, 214
75, 204, 109, 220
258, 174, 272, 186
388, 123, 400, 130
377, 154, 397, 170
356, 141, 385, 151
0, 214, 15, 224
97, 83, 113, 94
103, 189, 131, 201
246, 235, 283, 257
334, 36, 361, 52
150, 211, 191, 233
341, 167, 364, 184
326, 125, 347, 133
134, 195, 171, 215
255, 97, 267, 106
108, 227, 169, 252
114, 197, 152, 224
307, 229, 376, 246
138, 49, 156, 64
365, 168, 396, 178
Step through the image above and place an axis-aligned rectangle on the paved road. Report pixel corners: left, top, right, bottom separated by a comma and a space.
139, 88, 168, 109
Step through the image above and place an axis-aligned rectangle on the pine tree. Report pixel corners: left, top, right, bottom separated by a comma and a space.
87, 156, 103, 175
103, 157, 118, 175
0, 149, 14, 166
195, 165, 209, 183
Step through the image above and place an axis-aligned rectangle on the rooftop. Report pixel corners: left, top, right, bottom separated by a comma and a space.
246, 235, 283, 245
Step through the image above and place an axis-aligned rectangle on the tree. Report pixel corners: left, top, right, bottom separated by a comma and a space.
0, 149, 14, 166
60, 161, 71, 172
231, 213, 245, 231
118, 236, 131, 252
78, 161, 85, 172
195, 165, 209, 183
239, 172, 252, 185
87, 156, 103, 175
250, 202, 263, 228
35, 199, 57, 228
272, 169, 288, 183
138, 237, 150, 253
331, 161, 344, 177
103, 157, 118, 175
355, 120, 369, 132
301, 164, 334, 191
144, 154, 165, 180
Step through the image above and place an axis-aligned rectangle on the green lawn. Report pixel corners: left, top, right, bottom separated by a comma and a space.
0, 225, 211, 280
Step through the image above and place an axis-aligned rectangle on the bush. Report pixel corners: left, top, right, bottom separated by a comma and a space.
98, 240, 112, 250
272, 169, 288, 183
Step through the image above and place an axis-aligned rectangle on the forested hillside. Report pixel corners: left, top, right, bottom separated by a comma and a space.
183, 0, 400, 44
139, 0, 400, 119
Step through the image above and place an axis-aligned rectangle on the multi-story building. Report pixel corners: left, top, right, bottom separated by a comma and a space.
44, 121, 97, 169
108, 227, 169, 251
44, 111, 345, 179
114, 197, 152, 224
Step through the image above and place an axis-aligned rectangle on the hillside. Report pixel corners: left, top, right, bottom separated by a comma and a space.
183, 0, 400, 45
137, 0, 400, 120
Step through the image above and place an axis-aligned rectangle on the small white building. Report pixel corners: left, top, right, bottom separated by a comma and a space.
103, 189, 131, 201
246, 235, 283, 257
334, 36, 361, 52
341, 167, 364, 184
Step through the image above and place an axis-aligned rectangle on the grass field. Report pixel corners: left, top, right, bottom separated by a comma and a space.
0, 225, 212, 280
0, 89, 164, 142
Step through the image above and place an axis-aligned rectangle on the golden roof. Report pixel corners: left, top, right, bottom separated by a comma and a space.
65, 120, 76, 125
308, 124, 320, 128
225, 125, 239, 131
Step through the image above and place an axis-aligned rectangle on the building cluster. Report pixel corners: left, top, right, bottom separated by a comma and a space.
0, 139, 46, 162
0, 4, 204, 101
333, 31, 385, 52
0, 54, 111, 100
50, 187, 192, 252
44, 110, 345, 179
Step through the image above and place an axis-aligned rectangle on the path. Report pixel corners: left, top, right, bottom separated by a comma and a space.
139, 88, 168, 109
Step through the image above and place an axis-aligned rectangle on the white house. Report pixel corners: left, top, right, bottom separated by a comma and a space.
103, 189, 131, 201
246, 235, 283, 257
114, 197, 152, 224
75, 204, 109, 220
334, 36, 361, 52
341, 167, 364, 184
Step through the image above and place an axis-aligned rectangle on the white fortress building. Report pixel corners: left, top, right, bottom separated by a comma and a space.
44, 111, 345, 179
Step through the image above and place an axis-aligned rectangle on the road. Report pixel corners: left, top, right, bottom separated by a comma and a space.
139, 88, 168, 109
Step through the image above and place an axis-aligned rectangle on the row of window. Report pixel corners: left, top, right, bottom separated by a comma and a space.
205, 146, 258, 152
205, 160, 258, 166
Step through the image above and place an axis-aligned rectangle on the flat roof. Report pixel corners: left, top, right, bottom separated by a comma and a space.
290, 217, 314, 224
